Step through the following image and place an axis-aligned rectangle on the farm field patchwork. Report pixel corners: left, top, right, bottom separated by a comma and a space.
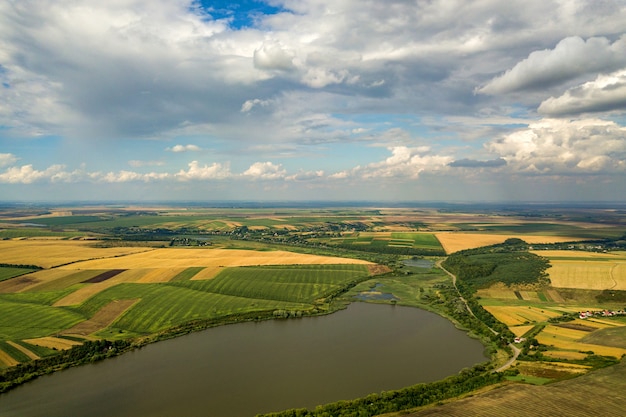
0, 243, 376, 367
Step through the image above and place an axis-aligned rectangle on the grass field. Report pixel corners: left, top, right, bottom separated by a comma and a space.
0, 267, 38, 282
316, 232, 444, 253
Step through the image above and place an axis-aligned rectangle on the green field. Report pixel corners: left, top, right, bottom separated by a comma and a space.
0, 267, 38, 282
314, 232, 445, 255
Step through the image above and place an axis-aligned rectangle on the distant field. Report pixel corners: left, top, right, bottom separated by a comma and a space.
435, 233, 581, 254
534, 250, 626, 290
317, 232, 444, 253
0, 240, 153, 268
66, 248, 372, 270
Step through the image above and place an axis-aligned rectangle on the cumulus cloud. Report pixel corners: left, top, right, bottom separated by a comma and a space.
487, 118, 626, 174
286, 170, 325, 181
0, 164, 78, 184
253, 40, 295, 71
358, 146, 453, 179
101, 170, 169, 183
242, 162, 287, 180
0, 153, 18, 167
538, 69, 626, 116
175, 161, 231, 181
166, 144, 202, 153
478, 36, 626, 94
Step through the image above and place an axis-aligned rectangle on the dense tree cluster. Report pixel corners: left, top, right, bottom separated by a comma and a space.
442, 240, 550, 289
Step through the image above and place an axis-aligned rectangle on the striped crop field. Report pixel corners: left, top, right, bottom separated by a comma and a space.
320, 232, 443, 253
536, 324, 626, 358
78, 283, 311, 335
435, 233, 582, 254
181, 264, 370, 303
65, 248, 372, 269
534, 250, 626, 290
0, 243, 377, 366
482, 305, 562, 327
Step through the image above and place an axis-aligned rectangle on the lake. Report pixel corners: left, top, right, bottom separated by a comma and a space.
0, 302, 487, 417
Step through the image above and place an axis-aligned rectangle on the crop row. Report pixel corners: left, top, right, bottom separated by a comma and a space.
178, 264, 369, 303
79, 283, 310, 335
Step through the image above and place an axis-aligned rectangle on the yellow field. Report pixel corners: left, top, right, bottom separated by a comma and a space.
135, 267, 185, 283
534, 251, 626, 290
0, 350, 19, 367
542, 350, 588, 360
536, 324, 626, 358
510, 325, 534, 337
0, 240, 153, 268
435, 233, 580, 254
483, 306, 561, 326
475, 286, 519, 300
23, 337, 82, 350
191, 266, 223, 280
65, 248, 372, 269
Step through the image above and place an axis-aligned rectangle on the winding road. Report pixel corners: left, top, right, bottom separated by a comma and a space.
437, 260, 520, 372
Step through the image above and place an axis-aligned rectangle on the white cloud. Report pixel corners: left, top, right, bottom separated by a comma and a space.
286, 170, 324, 181
175, 161, 231, 181
167, 144, 202, 153
0, 164, 77, 184
358, 146, 452, 179
241, 98, 272, 113
479, 36, 626, 94
242, 162, 287, 180
0, 153, 18, 167
487, 118, 626, 174
253, 40, 295, 71
538, 69, 626, 116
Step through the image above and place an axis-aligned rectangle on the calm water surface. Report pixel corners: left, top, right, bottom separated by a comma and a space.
0, 303, 486, 417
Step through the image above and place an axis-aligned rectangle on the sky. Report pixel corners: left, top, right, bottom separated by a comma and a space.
1, 0, 626, 202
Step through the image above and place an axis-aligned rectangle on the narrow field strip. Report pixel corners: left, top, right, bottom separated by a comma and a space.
0, 349, 19, 367
62, 299, 139, 336
6, 341, 39, 360
23, 336, 82, 350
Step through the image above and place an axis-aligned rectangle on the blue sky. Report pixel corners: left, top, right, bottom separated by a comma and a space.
1, 0, 626, 202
